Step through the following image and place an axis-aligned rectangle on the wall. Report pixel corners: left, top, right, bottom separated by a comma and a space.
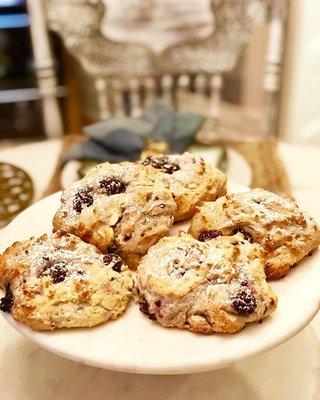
279, 0, 320, 142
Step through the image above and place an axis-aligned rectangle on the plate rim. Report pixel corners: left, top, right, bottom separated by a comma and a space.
1, 185, 320, 374
3, 297, 320, 375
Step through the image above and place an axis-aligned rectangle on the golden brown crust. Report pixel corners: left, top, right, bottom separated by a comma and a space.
0, 231, 133, 330
136, 233, 277, 334
140, 153, 227, 221
189, 188, 320, 279
53, 162, 176, 268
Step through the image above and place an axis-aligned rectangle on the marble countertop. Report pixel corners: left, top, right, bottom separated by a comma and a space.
0, 140, 319, 400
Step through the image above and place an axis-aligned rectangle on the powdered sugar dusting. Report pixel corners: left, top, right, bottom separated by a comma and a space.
54, 162, 139, 231
53, 161, 176, 258
230, 188, 302, 225
18, 233, 104, 281
136, 233, 276, 333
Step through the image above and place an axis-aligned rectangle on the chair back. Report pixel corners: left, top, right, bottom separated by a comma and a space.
28, 0, 287, 140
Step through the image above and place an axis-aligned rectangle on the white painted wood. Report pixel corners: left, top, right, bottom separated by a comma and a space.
27, 0, 64, 137
209, 74, 223, 123
128, 78, 141, 117
177, 74, 191, 109
111, 79, 125, 116
194, 74, 207, 96
161, 74, 174, 106
177, 74, 190, 90
262, 0, 287, 138
94, 78, 111, 120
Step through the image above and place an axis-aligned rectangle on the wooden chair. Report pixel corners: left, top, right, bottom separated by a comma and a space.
27, 0, 288, 141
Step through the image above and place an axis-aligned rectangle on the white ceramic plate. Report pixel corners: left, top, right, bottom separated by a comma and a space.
188, 147, 252, 188
1, 185, 320, 375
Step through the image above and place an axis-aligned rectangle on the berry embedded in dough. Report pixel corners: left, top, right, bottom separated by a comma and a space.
189, 188, 320, 279
0, 231, 133, 331
141, 152, 227, 221
135, 233, 277, 334
53, 161, 177, 268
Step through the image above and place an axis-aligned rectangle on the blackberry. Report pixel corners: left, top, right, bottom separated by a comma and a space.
139, 297, 156, 320
103, 253, 123, 272
0, 285, 13, 313
73, 188, 93, 213
198, 230, 222, 242
40, 263, 68, 284
232, 289, 257, 316
142, 156, 180, 174
99, 178, 127, 196
155, 300, 161, 307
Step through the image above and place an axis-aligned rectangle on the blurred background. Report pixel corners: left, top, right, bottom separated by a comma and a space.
1, 0, 319, 142
0, 0, 320, 227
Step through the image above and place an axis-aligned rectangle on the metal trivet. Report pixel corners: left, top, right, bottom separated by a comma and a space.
0, 162, 34, 228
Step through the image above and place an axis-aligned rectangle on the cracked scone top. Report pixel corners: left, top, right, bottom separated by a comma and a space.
188, 188, 320, 279
135, 233, 277, 334
0, 231, 133, 331
53, 162, 176, 267
141, 152, 227, 221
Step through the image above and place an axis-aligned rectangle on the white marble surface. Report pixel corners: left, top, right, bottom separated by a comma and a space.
0, 318, 319, 399
0, 140, 320, 399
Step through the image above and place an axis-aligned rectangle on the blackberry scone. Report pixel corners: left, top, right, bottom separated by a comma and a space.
141, 153, 227, 221
135, 233, 277, 334
53, 162, 176, 268
189, 188, 320, 279
0, 231, 133, 330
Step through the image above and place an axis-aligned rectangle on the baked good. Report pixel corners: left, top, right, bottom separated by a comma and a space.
189, 188, 320, 279
53, 162, 176, 268
0, 231, 133, 330
135, 233, 277, 334
141, 152, 227, 221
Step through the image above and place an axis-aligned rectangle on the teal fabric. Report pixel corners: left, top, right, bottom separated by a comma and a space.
61, 104, 205, 165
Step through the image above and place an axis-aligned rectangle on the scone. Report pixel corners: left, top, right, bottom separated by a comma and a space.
189, 188, 320, 279
53, 162, 176, 268
0, 231, 133, 330
141, 153, 227, 221
135, 233, 277, 334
